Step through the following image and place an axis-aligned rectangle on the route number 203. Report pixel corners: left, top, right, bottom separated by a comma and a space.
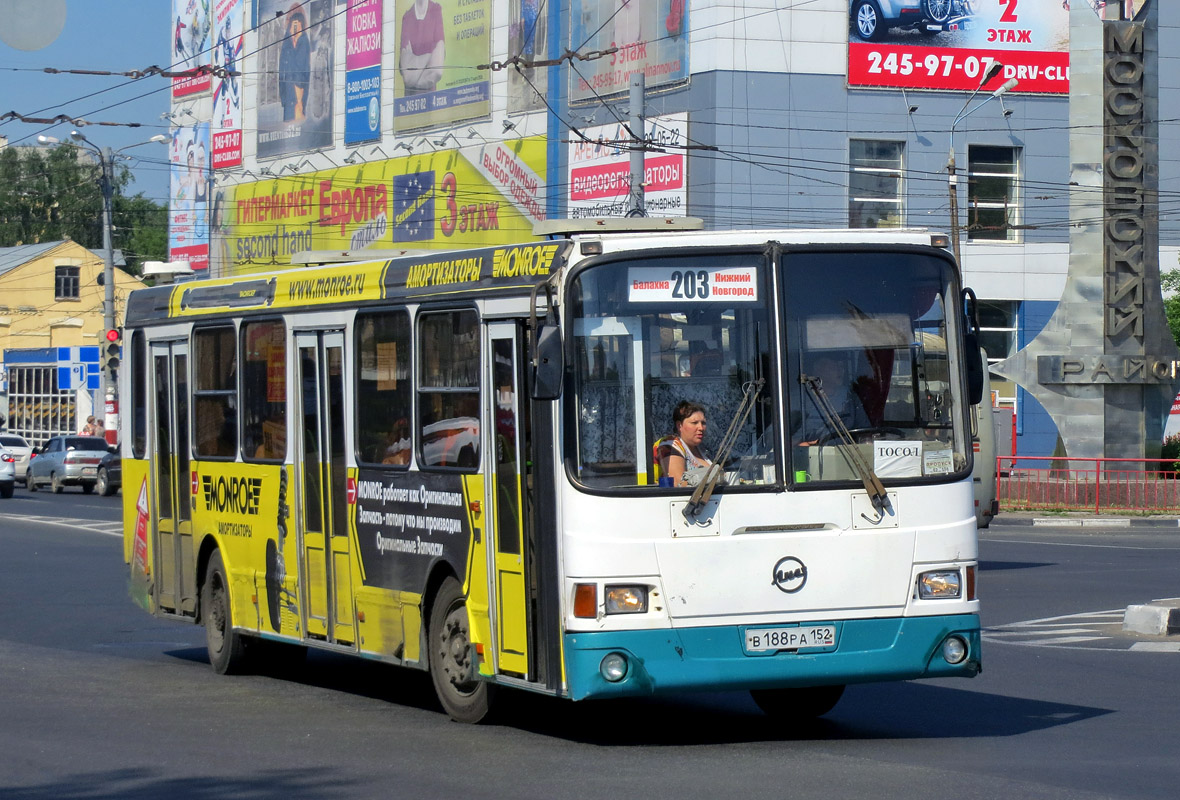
671, 269, 710, 299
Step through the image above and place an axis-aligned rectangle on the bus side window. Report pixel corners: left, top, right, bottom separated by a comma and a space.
417, 310, 480, 470
355, 310, 413, 467
193, 326, 238, 459
241, 320, 287, 461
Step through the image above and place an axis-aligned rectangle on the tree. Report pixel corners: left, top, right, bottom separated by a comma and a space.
1163, 267, 1180, 349
0, 142, 165, 273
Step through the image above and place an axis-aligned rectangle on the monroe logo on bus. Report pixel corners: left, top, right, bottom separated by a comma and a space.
772, 557, 808, 593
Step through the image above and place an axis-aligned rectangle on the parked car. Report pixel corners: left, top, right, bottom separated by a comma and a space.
850, 0, 978, 42
0, 433, 32, 486
27, 435, 112, 494
0, 447, 15, 498
96, 449, 122, 496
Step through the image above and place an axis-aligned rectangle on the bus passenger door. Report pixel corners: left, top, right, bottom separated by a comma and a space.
487, 323, 531, 676
150, 341, 194, 617
295, 331, 354, 647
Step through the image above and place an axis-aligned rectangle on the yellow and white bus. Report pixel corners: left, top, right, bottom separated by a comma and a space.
121, 220, 984, 722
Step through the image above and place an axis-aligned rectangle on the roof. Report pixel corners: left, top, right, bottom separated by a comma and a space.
0, 240, 80, 277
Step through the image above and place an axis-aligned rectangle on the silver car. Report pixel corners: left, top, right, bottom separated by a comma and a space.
27, 435, 112, 494
0, 447, 14, 498
0, 433, 33, 485
851, 0, 978, 42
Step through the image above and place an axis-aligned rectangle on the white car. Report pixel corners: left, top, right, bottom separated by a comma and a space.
0, 433, 33, 485
0, 447, 15, 499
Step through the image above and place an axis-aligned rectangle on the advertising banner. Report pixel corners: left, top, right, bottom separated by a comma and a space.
392, 0, 491, 133
172, 0, 213, 97
848, 2, 1070, 94
569, 0, 688, 104
568, 113, 687, 218
169, 123, 211, 271
345, 0, 382, 145
507, 0, 547, 113
257, 0, 335, 159
225, 137, 547, 274
211, 0, 243, 169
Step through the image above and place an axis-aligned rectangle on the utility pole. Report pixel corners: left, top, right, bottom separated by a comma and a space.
627, 72, 646, 217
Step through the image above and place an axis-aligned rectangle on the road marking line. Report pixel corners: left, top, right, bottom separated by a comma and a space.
1130, 642, 1180, 652
0, 513, 122, 538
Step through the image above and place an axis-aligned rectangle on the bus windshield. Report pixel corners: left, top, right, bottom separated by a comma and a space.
568, 246, 969, 491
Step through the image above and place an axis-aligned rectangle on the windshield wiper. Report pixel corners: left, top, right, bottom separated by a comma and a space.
801, 373, 890, 515
683, 378, 764, 520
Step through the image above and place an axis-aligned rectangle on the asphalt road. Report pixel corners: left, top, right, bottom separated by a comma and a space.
2, 491, 1178, 799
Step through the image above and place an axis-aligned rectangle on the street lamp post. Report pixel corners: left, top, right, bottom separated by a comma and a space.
948, 63, 1017, 263
38, 131, 168, 418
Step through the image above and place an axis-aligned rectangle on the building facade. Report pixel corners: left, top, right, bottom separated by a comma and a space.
0, 240, 146, 443
167, 0, 1179, 460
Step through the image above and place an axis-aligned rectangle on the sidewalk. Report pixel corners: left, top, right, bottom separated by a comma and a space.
993, 510, 1180, 528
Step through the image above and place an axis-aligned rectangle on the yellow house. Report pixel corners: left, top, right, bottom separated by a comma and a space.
0, 239, 146, 351
1, 240, 147, 444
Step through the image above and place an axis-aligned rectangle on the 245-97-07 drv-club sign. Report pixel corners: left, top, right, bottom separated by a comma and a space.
849, 0, 1073, 94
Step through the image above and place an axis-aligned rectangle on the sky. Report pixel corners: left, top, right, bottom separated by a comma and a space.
0, 0, 172, 202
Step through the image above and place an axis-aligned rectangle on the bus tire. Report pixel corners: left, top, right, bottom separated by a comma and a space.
428, 576, 495, 723
750, 684, 845, 719
202, 550, 247, 675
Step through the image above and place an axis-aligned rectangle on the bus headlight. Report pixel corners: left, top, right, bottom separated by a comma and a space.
604, 585, 648, 614
917, 570, 962, 599
942, 635, 969, 664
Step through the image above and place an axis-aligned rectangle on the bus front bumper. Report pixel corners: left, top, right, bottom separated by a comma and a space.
563, 613, 980, 701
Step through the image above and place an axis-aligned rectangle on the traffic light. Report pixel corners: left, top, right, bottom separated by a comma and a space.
105, 328, 121, 374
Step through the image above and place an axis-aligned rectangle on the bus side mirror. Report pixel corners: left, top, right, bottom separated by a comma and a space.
964, 333, 984, 406
530, 323, 564, 400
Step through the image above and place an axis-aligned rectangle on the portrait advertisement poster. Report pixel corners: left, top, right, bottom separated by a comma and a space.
507, 0, 548, 113
567, 113, 687, 218
345, 0, 383, 145
393, 0, 491, 134
172, 0, 213, 97
225, 137, 546, 275
257, 0, 335, 159
848, 2, 1070, 94
569, 0, 688, 104
169, 123, 211, 271
211, 0, 244, 168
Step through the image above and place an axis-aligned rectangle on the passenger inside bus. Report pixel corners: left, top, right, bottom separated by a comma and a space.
381, 418, 412, 465
655, 400, 713, 486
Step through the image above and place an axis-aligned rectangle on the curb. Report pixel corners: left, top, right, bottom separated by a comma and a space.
994, 516, 1180, 528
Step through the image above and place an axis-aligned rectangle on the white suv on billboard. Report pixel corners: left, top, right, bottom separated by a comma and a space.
851, 0, 978, 42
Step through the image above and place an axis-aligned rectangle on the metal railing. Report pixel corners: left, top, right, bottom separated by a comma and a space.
997, 456, 1180, 514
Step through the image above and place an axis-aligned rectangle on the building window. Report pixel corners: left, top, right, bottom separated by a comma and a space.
55, 265, 80, 300
967, 145, 1021, 241
849, 140, 904, 228
977, 299, 1019, 408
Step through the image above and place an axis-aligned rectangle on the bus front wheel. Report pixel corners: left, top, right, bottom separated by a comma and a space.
202, 550, 247, 675
428, 577, 495, 723
750, 685, 845, 719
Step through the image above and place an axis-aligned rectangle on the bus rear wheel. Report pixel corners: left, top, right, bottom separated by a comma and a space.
202, 550, 247, 675
428, 577, 495, 723
750, 685, 845, 719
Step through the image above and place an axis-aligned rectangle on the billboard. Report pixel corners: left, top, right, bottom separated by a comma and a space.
507, 0, 548, 113
169, 123, 211, 271
211, 0, 243, 168
224, 137, 547, 274
172, 0, 212, 97
393, 0, 491, 134
848, 2, 1070, 94
257, 0, 335, 159
345, 0, 382, 145
567, 114, 687, 219
569, 0, 688, 103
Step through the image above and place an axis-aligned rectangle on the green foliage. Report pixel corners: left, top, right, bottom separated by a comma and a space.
1161, 434, 1180, 473
0, 142, 163, 273
1162, 268, 1180, 349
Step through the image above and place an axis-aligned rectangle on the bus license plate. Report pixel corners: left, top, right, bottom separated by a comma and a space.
745, 625, 836, 653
